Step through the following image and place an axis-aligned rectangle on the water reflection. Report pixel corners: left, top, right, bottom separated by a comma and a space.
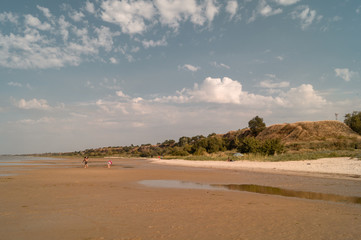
139, 180, 361, 205
218, 184, 361, 205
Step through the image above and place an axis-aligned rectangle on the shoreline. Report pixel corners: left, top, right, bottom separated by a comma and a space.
149, 157, 361, 180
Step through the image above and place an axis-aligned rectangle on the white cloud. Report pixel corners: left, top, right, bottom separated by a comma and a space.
155, 77, 274, 106
85, 1, 96, 14
37, 5, 52, 19
101, 0, 156, 34
191, 77, 247, 104
278, 84, 327, 108
205, 0, 220, 23
25, 14, 52, 31
334, 68, 357, 82
16, 117, 54, 125
0, 10, 123, 69
8, 82, 22, 87
291, 5, 320, 30
249, 0, 282, 23
225, 0, 238, 19
154, 0, 219, 29
142, 37, 168, 48
14, 98, 51, 110
273, 0, 300, 6
0, 29, 81, 69
155, 0, 204, 28
276, 56, 284, 61
69, 10, 85, 22
116, 90, 129, 98
0, 12, 19, 24
211, 61, 230, 69
260, 80, 290, 88
179, 64, 200, 72
152, 77, 327, 111
109, 57, 118, 64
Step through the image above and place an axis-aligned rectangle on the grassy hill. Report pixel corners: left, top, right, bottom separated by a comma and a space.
41, 120, 361, 160
255, 120, 361, 152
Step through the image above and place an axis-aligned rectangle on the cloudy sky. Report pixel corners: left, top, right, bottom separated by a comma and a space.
1, 0, 360, 154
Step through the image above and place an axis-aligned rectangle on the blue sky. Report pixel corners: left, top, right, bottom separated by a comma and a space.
1, 0, 360, 154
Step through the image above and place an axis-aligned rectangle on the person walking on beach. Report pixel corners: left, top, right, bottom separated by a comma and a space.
82, 157, 89, 168
107, 159, 112, 168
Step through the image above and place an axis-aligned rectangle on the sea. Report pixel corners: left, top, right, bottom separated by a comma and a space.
0, 155, 62, 176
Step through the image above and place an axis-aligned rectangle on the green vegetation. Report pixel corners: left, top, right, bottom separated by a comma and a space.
248, 116, 266, 136
344, 111, 361, 135
37, 115, 361, 161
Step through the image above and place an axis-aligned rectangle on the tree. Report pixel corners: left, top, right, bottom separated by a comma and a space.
248, 116, 266, 136
344, 111, 361, 135
237, 137, 261, 154
178, 136, 190, 147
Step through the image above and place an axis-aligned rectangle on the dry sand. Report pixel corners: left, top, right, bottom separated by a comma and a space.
150, 157, 361, 178
1, 157, 361, 240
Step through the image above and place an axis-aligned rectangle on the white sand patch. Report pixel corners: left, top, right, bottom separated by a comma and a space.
149, 157, 361, 176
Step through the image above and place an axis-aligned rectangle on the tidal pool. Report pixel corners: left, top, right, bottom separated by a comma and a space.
139, 180, 361, 205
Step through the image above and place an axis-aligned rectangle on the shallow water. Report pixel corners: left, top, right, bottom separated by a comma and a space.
0, 155, 63, 176
0, 155, 60, 163
139, 180, 361, 205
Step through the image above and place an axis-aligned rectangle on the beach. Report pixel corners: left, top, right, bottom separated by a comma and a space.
1, 157, 361, 240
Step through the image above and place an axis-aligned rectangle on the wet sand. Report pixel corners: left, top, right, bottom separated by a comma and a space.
1, 157, 361, 240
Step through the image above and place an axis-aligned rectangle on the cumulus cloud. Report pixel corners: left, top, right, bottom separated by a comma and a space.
14, 98, 52, 110
179, 64, 200, 72
100, 0, 156, 34
85, 1, 96, 14
334, 68, 357, 82
116, 90, 130, 98
0, 12, 19, 24
278, 84, 327, 108
205, 0, 220, 23
152, 77, 327, 111
291, 5, 321, 30
69, 10, 85, 22
37, 5, 52, 19
25, 14, 52, 31
225, 0, 238, 19
154, 77, 274, 106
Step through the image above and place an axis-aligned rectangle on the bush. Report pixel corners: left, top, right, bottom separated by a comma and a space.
261, 139, 284, 155
238, 137, 261, 154
238, 137, 284, 156
344, 111, 361, 135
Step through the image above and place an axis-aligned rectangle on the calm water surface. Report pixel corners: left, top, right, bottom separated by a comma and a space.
0, 155, 62, 176
139, 180, 361, 205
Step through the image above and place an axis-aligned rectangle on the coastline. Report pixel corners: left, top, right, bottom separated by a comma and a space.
149, 157, 361, 179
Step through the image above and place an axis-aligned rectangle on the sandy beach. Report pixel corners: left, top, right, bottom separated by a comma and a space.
150, 157, 361, 179
1, 157, 361, 240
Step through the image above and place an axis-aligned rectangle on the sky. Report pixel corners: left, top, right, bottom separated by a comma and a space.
0, 0, 360, 154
